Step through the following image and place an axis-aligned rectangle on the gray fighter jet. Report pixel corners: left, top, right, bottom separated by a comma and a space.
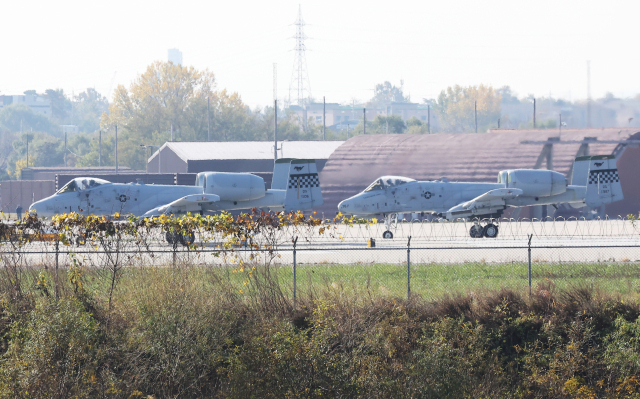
338, 155, 624, 239
29, 159, 323, 218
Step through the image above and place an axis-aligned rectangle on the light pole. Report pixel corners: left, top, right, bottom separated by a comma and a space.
140, 144, 161, 173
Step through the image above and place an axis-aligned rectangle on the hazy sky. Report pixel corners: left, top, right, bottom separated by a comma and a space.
2, 0, 638, 109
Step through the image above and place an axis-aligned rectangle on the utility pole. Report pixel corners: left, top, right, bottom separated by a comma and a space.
559, 114, 562, 136
115, 124, 118, 176
498, 118, 500, 128
274, 99, 278, 162
533, 98, 536, 128
170, 123, 173, 141
323, 96, 326, 140
207, 97, 210, 141
363, 107, 366, 135
347, 124, 350, 139
474, 101, 477, 133
26, 131, 29, 169
587, 60, 592, 128
98, 130, 102, 167
386, 105, 389, 134
427, 105, 430, 133
64, 131, 67, 167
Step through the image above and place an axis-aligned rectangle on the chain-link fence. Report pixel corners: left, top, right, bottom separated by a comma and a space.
2, 217, 640, 301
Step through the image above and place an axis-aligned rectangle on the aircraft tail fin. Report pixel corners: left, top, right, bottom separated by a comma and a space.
584, 155, 624, 207
271, 158, 294, 190
571, 156, 591, 186
284, 159, 323, 211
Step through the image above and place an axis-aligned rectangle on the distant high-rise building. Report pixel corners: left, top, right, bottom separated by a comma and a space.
168, 48, 182, 66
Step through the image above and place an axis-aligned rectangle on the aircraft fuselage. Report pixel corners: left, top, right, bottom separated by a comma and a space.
338, 180, 586, 217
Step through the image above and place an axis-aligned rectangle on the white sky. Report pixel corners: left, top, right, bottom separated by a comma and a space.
2, 0, 639, 109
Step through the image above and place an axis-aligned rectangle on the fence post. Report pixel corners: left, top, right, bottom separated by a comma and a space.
293, 236, 298, 310
407, 236, 412, 301
528, 234, 533, 296
172, 237, 177, 268
55, 238, 59, 298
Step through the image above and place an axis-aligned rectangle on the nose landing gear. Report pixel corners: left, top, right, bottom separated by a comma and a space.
381, 213, 398, 239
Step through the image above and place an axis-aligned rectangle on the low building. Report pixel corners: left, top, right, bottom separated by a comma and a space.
0, 180, 56, 213
0, 94, 51, 118
146, 141, 344, 174
20, 166, 133, 181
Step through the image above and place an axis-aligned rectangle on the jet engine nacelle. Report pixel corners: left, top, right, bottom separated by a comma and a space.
503, 170, 567, 197
203, 173, 266, 201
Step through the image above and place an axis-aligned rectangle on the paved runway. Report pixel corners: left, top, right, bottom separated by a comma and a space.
4, 220, 640, 267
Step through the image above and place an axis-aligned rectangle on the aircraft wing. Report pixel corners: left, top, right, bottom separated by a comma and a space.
142, 194, 221, 217
165, 194, 220, 208
444, 188, 523, 219
460, 188, 523, 209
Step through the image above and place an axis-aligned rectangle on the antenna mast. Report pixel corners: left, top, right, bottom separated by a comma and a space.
288, 5, 311, 106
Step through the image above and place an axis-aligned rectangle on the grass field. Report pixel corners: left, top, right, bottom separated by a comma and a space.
8, 254, 640, 301
73, 259, 640, 301
282, 261, 640, 299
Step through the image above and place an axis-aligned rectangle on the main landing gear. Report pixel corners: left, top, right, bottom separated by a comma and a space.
469, 221, 499, 238
382, 213, 398, 239
166, 231, 195, 246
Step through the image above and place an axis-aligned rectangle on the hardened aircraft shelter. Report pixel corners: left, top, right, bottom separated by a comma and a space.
317, 128, 640, 218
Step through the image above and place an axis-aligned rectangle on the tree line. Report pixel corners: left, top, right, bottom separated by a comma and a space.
5, 60, 634, 178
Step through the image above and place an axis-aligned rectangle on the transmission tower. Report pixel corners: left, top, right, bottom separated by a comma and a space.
288, 5, 311, 106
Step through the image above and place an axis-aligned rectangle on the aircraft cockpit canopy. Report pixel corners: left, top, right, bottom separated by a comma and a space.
364, 176, 415, 192
57, 177, 110, 194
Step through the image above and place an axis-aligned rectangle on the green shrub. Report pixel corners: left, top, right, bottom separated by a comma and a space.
0, 297, 115, 398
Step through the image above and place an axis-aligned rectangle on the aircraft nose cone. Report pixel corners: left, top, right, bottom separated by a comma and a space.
29, 199, 50, 217
338, 199, 353, 213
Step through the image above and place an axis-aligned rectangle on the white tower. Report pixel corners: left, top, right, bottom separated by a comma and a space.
168, 48, 183, 66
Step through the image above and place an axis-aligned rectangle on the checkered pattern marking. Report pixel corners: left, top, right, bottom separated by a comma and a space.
288, 173, 320, 189
588, 169, 619, 184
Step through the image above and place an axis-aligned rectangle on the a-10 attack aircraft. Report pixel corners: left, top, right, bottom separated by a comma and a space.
338, 155, 624, 239
29, 159, 323, 218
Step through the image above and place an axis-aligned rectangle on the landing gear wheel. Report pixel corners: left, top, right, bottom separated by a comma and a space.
165, 231, 175, 245
483, 223, 498, 238
179, 233, 195, 246
469, 225, 483, 238
382, 230, 393, 239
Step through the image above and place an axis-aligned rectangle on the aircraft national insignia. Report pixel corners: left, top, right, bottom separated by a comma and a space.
118, 194, 128, 203
423, 191, 432, 199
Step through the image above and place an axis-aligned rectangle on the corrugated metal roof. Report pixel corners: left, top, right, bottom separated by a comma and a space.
150, 141, 344, 162
316, 128, 640, 216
